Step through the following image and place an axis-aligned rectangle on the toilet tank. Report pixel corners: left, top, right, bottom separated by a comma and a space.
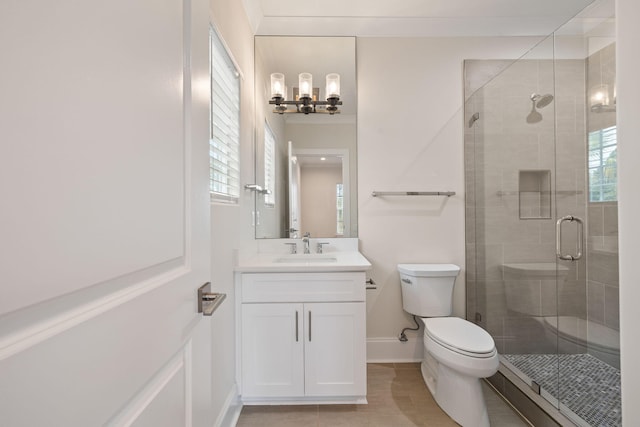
397, 264, 460, 317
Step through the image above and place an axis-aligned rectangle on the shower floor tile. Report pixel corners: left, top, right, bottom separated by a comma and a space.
503, 353, 621, 426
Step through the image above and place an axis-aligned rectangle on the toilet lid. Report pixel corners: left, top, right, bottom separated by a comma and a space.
424, 317, 495, 356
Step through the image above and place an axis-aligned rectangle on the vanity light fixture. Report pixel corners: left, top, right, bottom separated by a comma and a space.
269, 72, 342, 115
590, 83, 616, 113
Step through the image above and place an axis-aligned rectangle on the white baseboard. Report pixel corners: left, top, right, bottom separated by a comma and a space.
214, 384, 242, 427
366, 337, 424, 363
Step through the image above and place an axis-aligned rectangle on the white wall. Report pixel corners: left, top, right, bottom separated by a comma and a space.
615, 0, 640, 423
209, 0, 255, 423
357, 36, 545, 360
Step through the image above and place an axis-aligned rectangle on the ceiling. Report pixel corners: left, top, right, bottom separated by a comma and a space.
242, 0, 599, 37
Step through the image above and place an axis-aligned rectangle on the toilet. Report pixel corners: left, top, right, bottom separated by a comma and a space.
398, 264, 499, 427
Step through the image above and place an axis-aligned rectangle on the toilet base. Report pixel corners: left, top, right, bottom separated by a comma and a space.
421, 355, 490, 427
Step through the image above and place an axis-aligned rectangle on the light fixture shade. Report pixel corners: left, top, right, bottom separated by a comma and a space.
590, 84, 610, 108
298, 73, 312, 98
270, 73, 285, 99
326, 73, 340, 99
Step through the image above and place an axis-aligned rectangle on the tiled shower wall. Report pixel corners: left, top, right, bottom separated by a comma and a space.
586, 43, 619, 339
465, 41, 620, 368
464, 53, 588, 356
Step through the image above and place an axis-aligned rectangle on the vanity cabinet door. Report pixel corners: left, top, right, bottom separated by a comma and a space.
241, 303, 305, 397
303, 302, 367, 397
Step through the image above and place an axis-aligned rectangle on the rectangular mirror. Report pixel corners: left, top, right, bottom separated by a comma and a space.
254, 36, 357, 239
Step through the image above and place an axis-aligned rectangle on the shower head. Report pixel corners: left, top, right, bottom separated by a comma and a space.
530, 93, 554, 109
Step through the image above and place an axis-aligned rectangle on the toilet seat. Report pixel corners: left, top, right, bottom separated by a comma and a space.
423, 317, 496, 358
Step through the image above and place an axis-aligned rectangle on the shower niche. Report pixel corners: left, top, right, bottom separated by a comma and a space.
518, 170, 551, 219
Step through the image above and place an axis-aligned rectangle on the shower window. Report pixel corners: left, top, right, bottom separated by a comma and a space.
589, 125, 617, 202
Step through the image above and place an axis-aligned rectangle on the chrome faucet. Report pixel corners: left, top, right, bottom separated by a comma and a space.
302, 232, 311, 254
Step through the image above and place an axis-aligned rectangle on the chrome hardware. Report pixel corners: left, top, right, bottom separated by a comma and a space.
308, 311, 312, 342
401, 277, 412, 284
317, 242, 329, 254
556, 215, 584, 261
295, 311, 299, 342
197, 282, 226, 316
366, 278, 377, 290
244, 184, 271, 194
372, 191, 455, 197
302, 232, 311, 254
284, 242, 297, 254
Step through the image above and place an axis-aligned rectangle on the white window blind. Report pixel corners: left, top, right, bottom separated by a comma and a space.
588, 125, 617, 202
336, 183, 344, 235
264, 122, 276, 207
210, 28, 240, 203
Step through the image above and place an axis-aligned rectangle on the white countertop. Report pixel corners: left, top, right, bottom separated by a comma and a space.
235, 238, 372, 273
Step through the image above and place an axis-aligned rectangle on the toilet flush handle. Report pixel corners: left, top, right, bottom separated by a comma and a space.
401, 277, 412, 284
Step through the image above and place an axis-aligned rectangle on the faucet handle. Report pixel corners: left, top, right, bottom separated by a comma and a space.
316, 242, 330, 254
284, 242, 297, 254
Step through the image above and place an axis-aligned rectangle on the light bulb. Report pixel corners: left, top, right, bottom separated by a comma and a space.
325, 73, 340, 98
270, 73, 285, 99
299, 73, 312, 98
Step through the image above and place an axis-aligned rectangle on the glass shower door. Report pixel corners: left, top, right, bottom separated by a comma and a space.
465, 3, 621, 425
465, 34, 563, 412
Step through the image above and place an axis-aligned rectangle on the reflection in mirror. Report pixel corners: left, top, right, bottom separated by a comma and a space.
254, 36, 357, 238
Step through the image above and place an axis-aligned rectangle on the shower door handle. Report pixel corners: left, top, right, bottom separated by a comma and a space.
556, 215, 584, 261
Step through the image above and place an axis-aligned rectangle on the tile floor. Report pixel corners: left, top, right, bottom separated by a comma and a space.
236, 363, 530, 426
503, 353, 621, 426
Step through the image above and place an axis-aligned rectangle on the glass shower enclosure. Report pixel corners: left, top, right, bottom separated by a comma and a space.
464, 2, 620, 426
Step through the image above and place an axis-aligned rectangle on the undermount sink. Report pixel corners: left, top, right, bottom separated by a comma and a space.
275, 254, 338, 263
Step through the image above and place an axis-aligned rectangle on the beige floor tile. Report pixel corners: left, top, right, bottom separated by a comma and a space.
235, 363, 530, 427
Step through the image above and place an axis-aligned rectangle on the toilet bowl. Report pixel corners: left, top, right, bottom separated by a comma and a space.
398, 264, 499, 427
421, 317, 499, 427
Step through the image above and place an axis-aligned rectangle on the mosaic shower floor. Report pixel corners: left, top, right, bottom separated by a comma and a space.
503, 353, 621, 427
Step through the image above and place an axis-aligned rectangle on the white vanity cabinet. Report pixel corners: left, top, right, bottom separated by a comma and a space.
238, 272, 367, 404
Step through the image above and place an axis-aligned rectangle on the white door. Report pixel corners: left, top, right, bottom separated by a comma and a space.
304, 303, 367, 397
0, 0, 213, 426
241, 303, 305, 398
288, 141, 302, 237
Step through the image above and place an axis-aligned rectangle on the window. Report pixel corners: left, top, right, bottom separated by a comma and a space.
210, 28, 240, 203
336, 183, 344, 235
588, 126, 617, 202
264, 122, 276, 207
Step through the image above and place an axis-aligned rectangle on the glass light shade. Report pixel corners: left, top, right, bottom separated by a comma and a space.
270, 73, 285, 98
325, 73, 340, 98
590, 84, 610, 108
298, 73, 312, 98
